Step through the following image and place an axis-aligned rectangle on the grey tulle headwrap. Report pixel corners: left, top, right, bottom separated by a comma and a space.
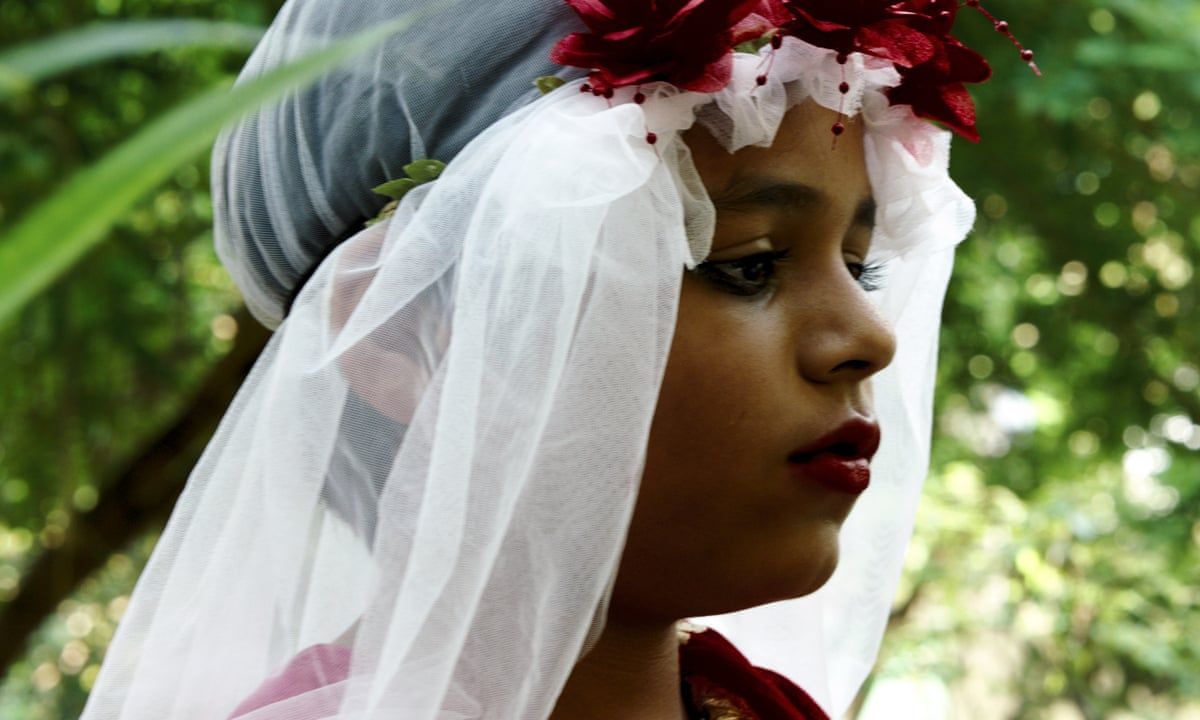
213, 0, 582, 329
212, 2, 590, 546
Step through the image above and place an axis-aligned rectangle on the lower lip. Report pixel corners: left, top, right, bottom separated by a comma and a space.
788, 455, 871, 495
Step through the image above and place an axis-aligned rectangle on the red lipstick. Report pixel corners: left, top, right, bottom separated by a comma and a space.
787, 418, 881, 495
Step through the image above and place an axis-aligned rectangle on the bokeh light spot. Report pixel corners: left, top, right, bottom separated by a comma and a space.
211, 313, 239, 341
1093, 202, 1120, 228
1069, 430, 1099, 457
58, 640, 90, 675
1075, 171, 1100, 195
968, 355, 995, 379
1025, 274, 1059, 304
73, 485, 99, 512
1093, 331, 1119, 356
1012, 323, 1040, 349
1133, 90, 1163, 122
32, 661, 61, 693
1143, 380, 1169, 405
1087, 97, 1112, 121
1089, 9, 1116, 34
1099, 261, 1128, 288
1154, 293, 1179, 317
1010, 351, 1038, 378
1172, 364, 1199, 392
1058, 261, 1089, 296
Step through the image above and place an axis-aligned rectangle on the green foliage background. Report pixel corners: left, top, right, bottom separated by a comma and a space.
0, 1, 1196, 718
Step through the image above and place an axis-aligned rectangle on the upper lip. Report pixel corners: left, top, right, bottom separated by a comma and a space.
788, 417, 881, 462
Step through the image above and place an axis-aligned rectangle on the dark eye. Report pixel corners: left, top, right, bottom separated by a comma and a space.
848, 260, 887, 292
693, 249, 791, 297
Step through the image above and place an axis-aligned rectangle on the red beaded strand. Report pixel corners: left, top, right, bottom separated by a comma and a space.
963, 0, 1042, 76
635, 86, 656, 145
754, 32, 784, 88
831, 52, 851, 145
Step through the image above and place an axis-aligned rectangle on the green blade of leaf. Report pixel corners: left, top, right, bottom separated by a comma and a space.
534, 75, 566, 95
0, 20, 266, 100
402, 159, 445, 183
0, 12, 425, 325
373, 178, 419, 200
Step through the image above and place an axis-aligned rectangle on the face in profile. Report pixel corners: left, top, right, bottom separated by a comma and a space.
610, 99, 898, 622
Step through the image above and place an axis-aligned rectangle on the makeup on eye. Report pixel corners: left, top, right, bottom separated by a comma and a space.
700, 179, 881, 297
692, 243, 887, 297
693, 247, 794, 297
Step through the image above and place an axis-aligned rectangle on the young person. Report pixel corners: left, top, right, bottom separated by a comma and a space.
81, 2, 1037, 718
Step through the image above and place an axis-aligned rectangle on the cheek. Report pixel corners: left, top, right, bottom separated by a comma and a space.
651, 280, 786, 471
612, 282, 805, 613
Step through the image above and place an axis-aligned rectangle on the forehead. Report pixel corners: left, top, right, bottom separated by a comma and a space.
683, 99, 871, 207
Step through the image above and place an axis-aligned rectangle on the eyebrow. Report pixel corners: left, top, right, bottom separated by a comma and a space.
712, 179, 876, 230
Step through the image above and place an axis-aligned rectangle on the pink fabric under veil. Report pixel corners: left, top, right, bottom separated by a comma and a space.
227, 644, 352, 719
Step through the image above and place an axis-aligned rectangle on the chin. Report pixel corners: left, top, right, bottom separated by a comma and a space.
762, 525, 843, 605
791, 547, 840, 596
683, 539, 842, 619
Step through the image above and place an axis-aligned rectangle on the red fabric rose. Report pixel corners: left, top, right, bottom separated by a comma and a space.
551, 0, 1023, 142
888, 34, 991, 142
774, 0, 993, 141
779, 0, 936, 68
551, 0, 765, 93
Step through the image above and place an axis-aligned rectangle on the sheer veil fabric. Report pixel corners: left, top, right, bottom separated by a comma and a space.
81, 2, 975, 719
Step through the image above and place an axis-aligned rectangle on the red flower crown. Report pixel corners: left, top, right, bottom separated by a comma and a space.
550, 0, 1039, 142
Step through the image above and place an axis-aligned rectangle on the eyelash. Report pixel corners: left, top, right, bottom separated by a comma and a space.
850, 260, 887, 292
693, 250, 886, 296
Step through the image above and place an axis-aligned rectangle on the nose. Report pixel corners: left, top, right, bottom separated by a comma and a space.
796, 275, 897, 386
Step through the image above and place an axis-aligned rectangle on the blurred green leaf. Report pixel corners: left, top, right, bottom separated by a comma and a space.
0, 12, 420, 325
0, 21, 265, 100
1076, 39, 1200, 72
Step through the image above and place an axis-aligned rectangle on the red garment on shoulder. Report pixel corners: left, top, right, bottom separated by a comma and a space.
229, 627, 828, 719
680, 628, 830, 720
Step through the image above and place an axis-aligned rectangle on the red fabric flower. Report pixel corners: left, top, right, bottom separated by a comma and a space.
551, 0, 1020, 141
778, 0, 936, 68
887, 34, 992, 142
773, 0, 993, 141
551, 0, 766, 93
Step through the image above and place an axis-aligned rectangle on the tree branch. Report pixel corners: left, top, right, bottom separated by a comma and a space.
0, 308, 269, 673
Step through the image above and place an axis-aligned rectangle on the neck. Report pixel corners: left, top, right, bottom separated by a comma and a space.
549, 616, 688, 720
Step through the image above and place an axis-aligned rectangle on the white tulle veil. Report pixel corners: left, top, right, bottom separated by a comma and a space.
81, 2, 975, 718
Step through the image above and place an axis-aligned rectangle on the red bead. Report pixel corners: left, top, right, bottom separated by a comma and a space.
771, 34, 783, 49
836, 52, 848, 64
995, 20, 1009, 32
603, 87, 614, 99
839, 81, 850, 94
646, 132, 658, 145
756, 74, 768, 86
634, 92, 646, 104
832, 122, 845, 136
580, 83, 591, 93
1021, 49, 1035, 62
